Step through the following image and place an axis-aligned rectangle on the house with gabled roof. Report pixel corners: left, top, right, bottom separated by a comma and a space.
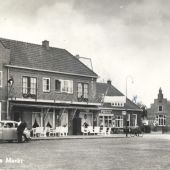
0, 37, 100, 135
0, 37, 143, 135
96, 80, 142, 131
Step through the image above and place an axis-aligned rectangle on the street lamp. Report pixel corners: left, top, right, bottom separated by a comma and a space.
125, 75, 134, 99
124, 75, 134, 137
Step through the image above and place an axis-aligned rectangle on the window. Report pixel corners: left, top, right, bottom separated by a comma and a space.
55, 79, 73, 93
22, 76, 37, 98
115, 115, 123, 128
126, 114, 130, 127
156, 115, 166, 126
132, 114, 137, 127
78, 83, 89, 101
43, 78, 50, 92
99, 113, 113, 128
61, 80, 73, 93
55, 80, 61, 92
0, 102, 1, 121
158, 106, 163, 112
78, 83, 83, 98
0, 71, 2, 87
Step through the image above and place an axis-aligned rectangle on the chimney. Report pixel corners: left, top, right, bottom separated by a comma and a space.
107, 80, 112, 85
75, 54, 80, 59
42, 40, 49, 49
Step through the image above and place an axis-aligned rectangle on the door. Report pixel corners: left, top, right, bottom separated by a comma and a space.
2, 122, 17, 140
73, 118, 81, 135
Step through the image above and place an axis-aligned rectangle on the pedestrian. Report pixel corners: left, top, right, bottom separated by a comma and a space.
17, 120, 28, 143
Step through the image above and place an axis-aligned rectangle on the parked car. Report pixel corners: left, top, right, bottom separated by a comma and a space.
0, 120, 31, 142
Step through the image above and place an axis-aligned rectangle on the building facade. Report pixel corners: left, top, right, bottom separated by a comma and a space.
148, 88, 170, 131
0, 38, 100, 135
0, 37, 142, 135
96, 80, 142, 131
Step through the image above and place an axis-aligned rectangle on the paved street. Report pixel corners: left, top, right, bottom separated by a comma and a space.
0, 135, 170, 170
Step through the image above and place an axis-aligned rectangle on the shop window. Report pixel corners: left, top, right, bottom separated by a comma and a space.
115, 115, 123, 128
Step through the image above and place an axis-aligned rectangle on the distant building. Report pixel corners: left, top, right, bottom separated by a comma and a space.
96, 80, 142, 131
148, 88, 170, 131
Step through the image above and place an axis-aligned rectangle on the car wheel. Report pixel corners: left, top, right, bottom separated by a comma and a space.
7, 140, 13, 143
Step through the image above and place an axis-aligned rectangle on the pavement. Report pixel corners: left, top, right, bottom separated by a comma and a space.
31, 134, 126, 140
31, 132, 170, 141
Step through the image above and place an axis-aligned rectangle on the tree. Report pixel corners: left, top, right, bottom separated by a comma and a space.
137, 102, 147, 119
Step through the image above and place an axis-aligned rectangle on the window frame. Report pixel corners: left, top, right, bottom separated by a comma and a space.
55, 79, 61, 92
158, 105, 163, 112
43, 77, 50, 92
77, 82, 89, 100
131, 114, 137, 127
156, 115, 166, 126
22, 76, 37, 98
61, 80, 73, 94
115, 115, 123, 128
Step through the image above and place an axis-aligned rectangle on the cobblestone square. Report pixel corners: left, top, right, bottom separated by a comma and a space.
0, 136, 170, 170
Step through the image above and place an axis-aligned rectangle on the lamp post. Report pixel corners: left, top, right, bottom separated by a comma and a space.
126, 75, 134, 99
124, 75, 134, 137
7, 76, 14, 120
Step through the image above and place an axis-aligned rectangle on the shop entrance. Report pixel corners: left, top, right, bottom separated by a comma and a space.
73, 117, 81, 135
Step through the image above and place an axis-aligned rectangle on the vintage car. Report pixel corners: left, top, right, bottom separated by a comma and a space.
0, 120, 31, 142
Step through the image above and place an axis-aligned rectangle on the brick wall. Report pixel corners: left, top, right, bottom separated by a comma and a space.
8, 67, 97, 103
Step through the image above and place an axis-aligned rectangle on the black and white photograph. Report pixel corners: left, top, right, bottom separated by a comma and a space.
0, 0, 170, 169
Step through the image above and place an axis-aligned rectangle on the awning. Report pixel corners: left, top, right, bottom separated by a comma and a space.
10, 102, 100, 111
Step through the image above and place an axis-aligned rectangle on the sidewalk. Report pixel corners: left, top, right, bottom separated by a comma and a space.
144, 133, 170, 140
31, 133, 170, 141
31, 134, 127, 141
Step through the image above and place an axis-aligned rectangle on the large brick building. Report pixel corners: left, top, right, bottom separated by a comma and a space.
0, 37, 100, 135
0, 37, 142, 135
148, 88, 170, 131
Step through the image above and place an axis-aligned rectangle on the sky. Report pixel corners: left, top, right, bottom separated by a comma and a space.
0, 0, 170, 107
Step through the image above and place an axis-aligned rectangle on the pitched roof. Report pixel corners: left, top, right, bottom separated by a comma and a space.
0, 37, 98, 78
96, 82, 141, 111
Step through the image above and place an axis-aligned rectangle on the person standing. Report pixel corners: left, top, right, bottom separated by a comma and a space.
17, 120, 28, 143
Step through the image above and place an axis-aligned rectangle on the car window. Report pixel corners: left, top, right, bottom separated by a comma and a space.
14, 123, 18, 128
4, 123, 14, 128
0, 122, 4, 127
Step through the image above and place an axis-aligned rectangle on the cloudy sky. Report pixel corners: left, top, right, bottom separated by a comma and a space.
1, 0, 170, 107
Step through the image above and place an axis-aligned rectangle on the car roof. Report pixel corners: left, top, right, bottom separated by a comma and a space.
0, 120, 18, 124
